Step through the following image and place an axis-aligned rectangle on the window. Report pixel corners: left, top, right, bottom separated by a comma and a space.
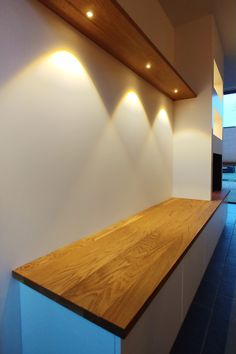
224, 93, 236, 127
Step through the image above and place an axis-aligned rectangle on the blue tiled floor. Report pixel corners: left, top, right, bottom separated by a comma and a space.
171, 204, 236, 354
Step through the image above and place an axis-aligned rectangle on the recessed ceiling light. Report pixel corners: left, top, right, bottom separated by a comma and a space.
174, 89, 178, 93
146, 63, 151, 69
86, 11, 94, 19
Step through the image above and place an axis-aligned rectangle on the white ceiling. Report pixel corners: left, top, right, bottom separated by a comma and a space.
159, 0, 236, 57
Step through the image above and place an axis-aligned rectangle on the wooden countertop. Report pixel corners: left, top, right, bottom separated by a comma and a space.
13, 191, 228, 338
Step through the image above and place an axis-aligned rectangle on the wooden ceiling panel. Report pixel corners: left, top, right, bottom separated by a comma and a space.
39, 0, 196, 100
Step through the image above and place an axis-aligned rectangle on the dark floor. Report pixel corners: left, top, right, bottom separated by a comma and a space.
171, 204, 236, 354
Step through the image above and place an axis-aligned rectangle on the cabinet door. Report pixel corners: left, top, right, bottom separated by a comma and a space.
205, 203, 228, 265
182, 202, 227, 319
182, 232, 205, 318
122, 263, 182, 354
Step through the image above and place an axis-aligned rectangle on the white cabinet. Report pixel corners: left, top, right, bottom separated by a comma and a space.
122, 263, 182, 354
18, 203, 227, 354
182, 233, 206, 318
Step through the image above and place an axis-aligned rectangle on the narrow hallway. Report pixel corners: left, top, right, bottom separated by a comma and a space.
171, 204, 236, 354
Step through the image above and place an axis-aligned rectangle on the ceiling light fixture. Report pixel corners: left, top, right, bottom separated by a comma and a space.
146, 63, 151, 69
86, 10, 94, 19
174, 89, 178, 94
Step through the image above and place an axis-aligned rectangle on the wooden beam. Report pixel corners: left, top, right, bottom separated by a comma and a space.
38, 0, 196, 100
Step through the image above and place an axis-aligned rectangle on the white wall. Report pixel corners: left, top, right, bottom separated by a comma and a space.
212, 21, 224, 78
173, 16, 213, 200
117, 0, 175, 64
212, 19, 224, 156
173, 16, 224, 200
0, 1, 174, 353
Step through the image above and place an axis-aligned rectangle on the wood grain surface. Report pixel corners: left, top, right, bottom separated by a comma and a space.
38, 0, 196, 100
13, 191, 228, 337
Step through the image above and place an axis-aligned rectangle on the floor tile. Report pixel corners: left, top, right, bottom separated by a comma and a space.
205, 258, 224, 280
227, 205, 236, 212
193, 277, 219, 309
222, 225, 234, 237
171, 211, 236, 354
209, 254, 226, 269
226, 219, 236, 226
218, 235, 231, 246
170, 303, 211, 354
213, 246, 229, 263
226, 256, 236, 266
202, 296, 236, 354
224, 323, 236, 354
221, 263, 236, 283
218, 278, 236, 299
227, 245, 236, 258
229, 235, 236, 243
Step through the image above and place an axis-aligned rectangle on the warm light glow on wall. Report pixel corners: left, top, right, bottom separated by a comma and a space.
125, 91, 141, 106
48, 51, 85, 76
157, 108, 171, 127
151, 107, 172, 140
212, 60, 223, 140
213, 60, 223, 100
115, 90, 150, 126
213, 108, 223, 140
158, 108, 168, 120
112, 89, 150, 158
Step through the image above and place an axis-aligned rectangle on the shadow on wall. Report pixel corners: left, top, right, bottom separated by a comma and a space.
0, 50, 172, 351
0, 1, 173, 354
0, 51, 172, 350
1, 0, 169, 123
